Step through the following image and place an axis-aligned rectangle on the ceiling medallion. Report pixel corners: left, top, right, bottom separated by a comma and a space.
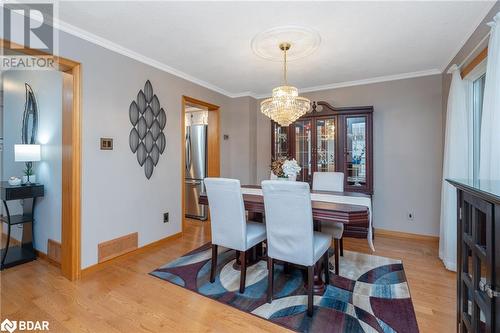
251, 26, 321, 62
260, 42, 311, 126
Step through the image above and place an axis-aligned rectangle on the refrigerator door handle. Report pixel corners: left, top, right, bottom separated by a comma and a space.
185, 128, 191, 172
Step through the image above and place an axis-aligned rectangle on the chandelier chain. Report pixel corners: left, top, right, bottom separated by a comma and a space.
283, 46, 287, 84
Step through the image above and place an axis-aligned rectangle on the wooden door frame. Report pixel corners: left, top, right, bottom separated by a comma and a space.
1, 40, 82, 280
181, 96, 219, 231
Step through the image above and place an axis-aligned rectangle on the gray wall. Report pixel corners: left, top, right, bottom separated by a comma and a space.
54, 30, 244, 268
255, 75, 444, 236
221, 96, 256, 184
2, 70, 63, 253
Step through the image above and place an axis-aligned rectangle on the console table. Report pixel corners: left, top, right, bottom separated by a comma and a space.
447, 179, 499, 333
0, 182, 44, 270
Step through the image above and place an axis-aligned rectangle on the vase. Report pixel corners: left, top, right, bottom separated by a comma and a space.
277, 175, 296, 181
22, 175, 36, 184
8, 177, 22, 186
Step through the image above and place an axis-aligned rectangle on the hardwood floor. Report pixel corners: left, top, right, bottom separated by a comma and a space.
1, 220, 455, 332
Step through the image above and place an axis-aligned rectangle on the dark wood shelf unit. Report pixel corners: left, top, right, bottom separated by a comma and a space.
447, 179, 500, 333
1, 214, 34, 225
0, 246, 36, 269
271, 101, 374, 238
1, 182, 44, 270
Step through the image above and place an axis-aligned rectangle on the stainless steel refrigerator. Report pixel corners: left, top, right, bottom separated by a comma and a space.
184, 124, 208, 220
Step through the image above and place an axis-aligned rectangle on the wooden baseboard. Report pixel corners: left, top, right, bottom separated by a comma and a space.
98, 232, 138, 263
36, 249, 61, 268
47, 239, 62, 263
375, 228, 438, 241
82, 231, 182, 277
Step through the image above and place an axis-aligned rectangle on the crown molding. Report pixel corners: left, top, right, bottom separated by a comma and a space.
53, 17, 439, 100
53, 19, 241, 98
439, 3, 496, 73
253, 69, 442, 99
227, 91, 259, 99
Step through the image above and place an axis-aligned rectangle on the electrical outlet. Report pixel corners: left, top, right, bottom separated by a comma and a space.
407, 212, 415, 221
163, 212, 169, 223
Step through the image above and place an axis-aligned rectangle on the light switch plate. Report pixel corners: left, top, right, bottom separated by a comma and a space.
100, 138, 113, 150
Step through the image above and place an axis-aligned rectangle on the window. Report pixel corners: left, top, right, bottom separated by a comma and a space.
465, 59, 486, 180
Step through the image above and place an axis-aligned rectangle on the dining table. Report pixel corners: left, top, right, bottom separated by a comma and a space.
198, 184, 371, 293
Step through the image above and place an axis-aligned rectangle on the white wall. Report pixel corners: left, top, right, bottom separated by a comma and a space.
2, 70, 63, 253
255, 75, 444, 237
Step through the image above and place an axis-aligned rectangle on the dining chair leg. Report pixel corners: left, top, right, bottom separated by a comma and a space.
323, 252, 330, 285
307, 265, 314, 317
340, 237, 344, 256
210, 244, 218, 283
239, 250, 247, 293
235, 250, 240, 264
334, 239, 340, 276
267, 257, 274, 303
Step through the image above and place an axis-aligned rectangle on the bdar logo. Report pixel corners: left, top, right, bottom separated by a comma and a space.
0, 319, 17, 333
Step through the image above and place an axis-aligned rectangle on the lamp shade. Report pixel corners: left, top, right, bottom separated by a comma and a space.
14, 144, 41, 162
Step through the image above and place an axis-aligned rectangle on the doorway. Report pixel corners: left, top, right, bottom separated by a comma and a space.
181, 96, 219, 231
1, 39, 82, 280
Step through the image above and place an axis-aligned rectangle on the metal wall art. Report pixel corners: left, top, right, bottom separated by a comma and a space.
22, 83, 38, 144
129, 80, 167, 179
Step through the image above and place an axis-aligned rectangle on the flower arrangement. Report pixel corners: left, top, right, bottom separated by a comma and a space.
271, 158, 301, 179
271, 158, 286, 177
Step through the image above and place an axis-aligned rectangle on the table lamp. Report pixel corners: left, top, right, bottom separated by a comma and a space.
14, 144, 41, 185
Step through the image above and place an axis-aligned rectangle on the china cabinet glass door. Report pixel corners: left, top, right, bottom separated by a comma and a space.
294, 120, 312, 182
345, 116, 367, 190
272, 123, 289, 160
315, 117, 337, 173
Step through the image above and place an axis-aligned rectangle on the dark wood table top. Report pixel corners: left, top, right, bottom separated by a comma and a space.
199, 185, 369, 225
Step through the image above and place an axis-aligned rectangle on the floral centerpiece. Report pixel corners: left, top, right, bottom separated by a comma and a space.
271, 158, 301, 181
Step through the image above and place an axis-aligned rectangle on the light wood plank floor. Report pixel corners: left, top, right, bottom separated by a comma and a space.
1, 220, 455, 332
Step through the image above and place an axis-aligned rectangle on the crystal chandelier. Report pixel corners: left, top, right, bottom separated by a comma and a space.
260, 42, 311, 126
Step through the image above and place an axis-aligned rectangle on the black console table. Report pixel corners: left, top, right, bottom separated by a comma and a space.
447, 179, 499, 333
0, 182, 44, 270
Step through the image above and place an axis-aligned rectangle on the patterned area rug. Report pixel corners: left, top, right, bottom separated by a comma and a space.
150, 243, 419, 333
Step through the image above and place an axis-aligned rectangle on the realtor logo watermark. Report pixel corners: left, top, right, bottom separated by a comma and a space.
2, 1, 58, 70
1, 319, 49, 332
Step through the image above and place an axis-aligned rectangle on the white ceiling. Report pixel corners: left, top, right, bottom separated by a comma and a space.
58, 1, 495, 98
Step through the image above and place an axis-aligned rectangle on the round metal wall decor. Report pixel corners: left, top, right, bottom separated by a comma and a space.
129, 80, 167, 179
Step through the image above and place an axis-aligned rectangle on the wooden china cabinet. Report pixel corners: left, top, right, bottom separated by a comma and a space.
447, 179, 499, 333
271, 101, 374, 238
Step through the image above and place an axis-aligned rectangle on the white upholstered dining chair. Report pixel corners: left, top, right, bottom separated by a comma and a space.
312, 172, 345, 275
261, 180, 331, 317
204, 178, 266, 293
